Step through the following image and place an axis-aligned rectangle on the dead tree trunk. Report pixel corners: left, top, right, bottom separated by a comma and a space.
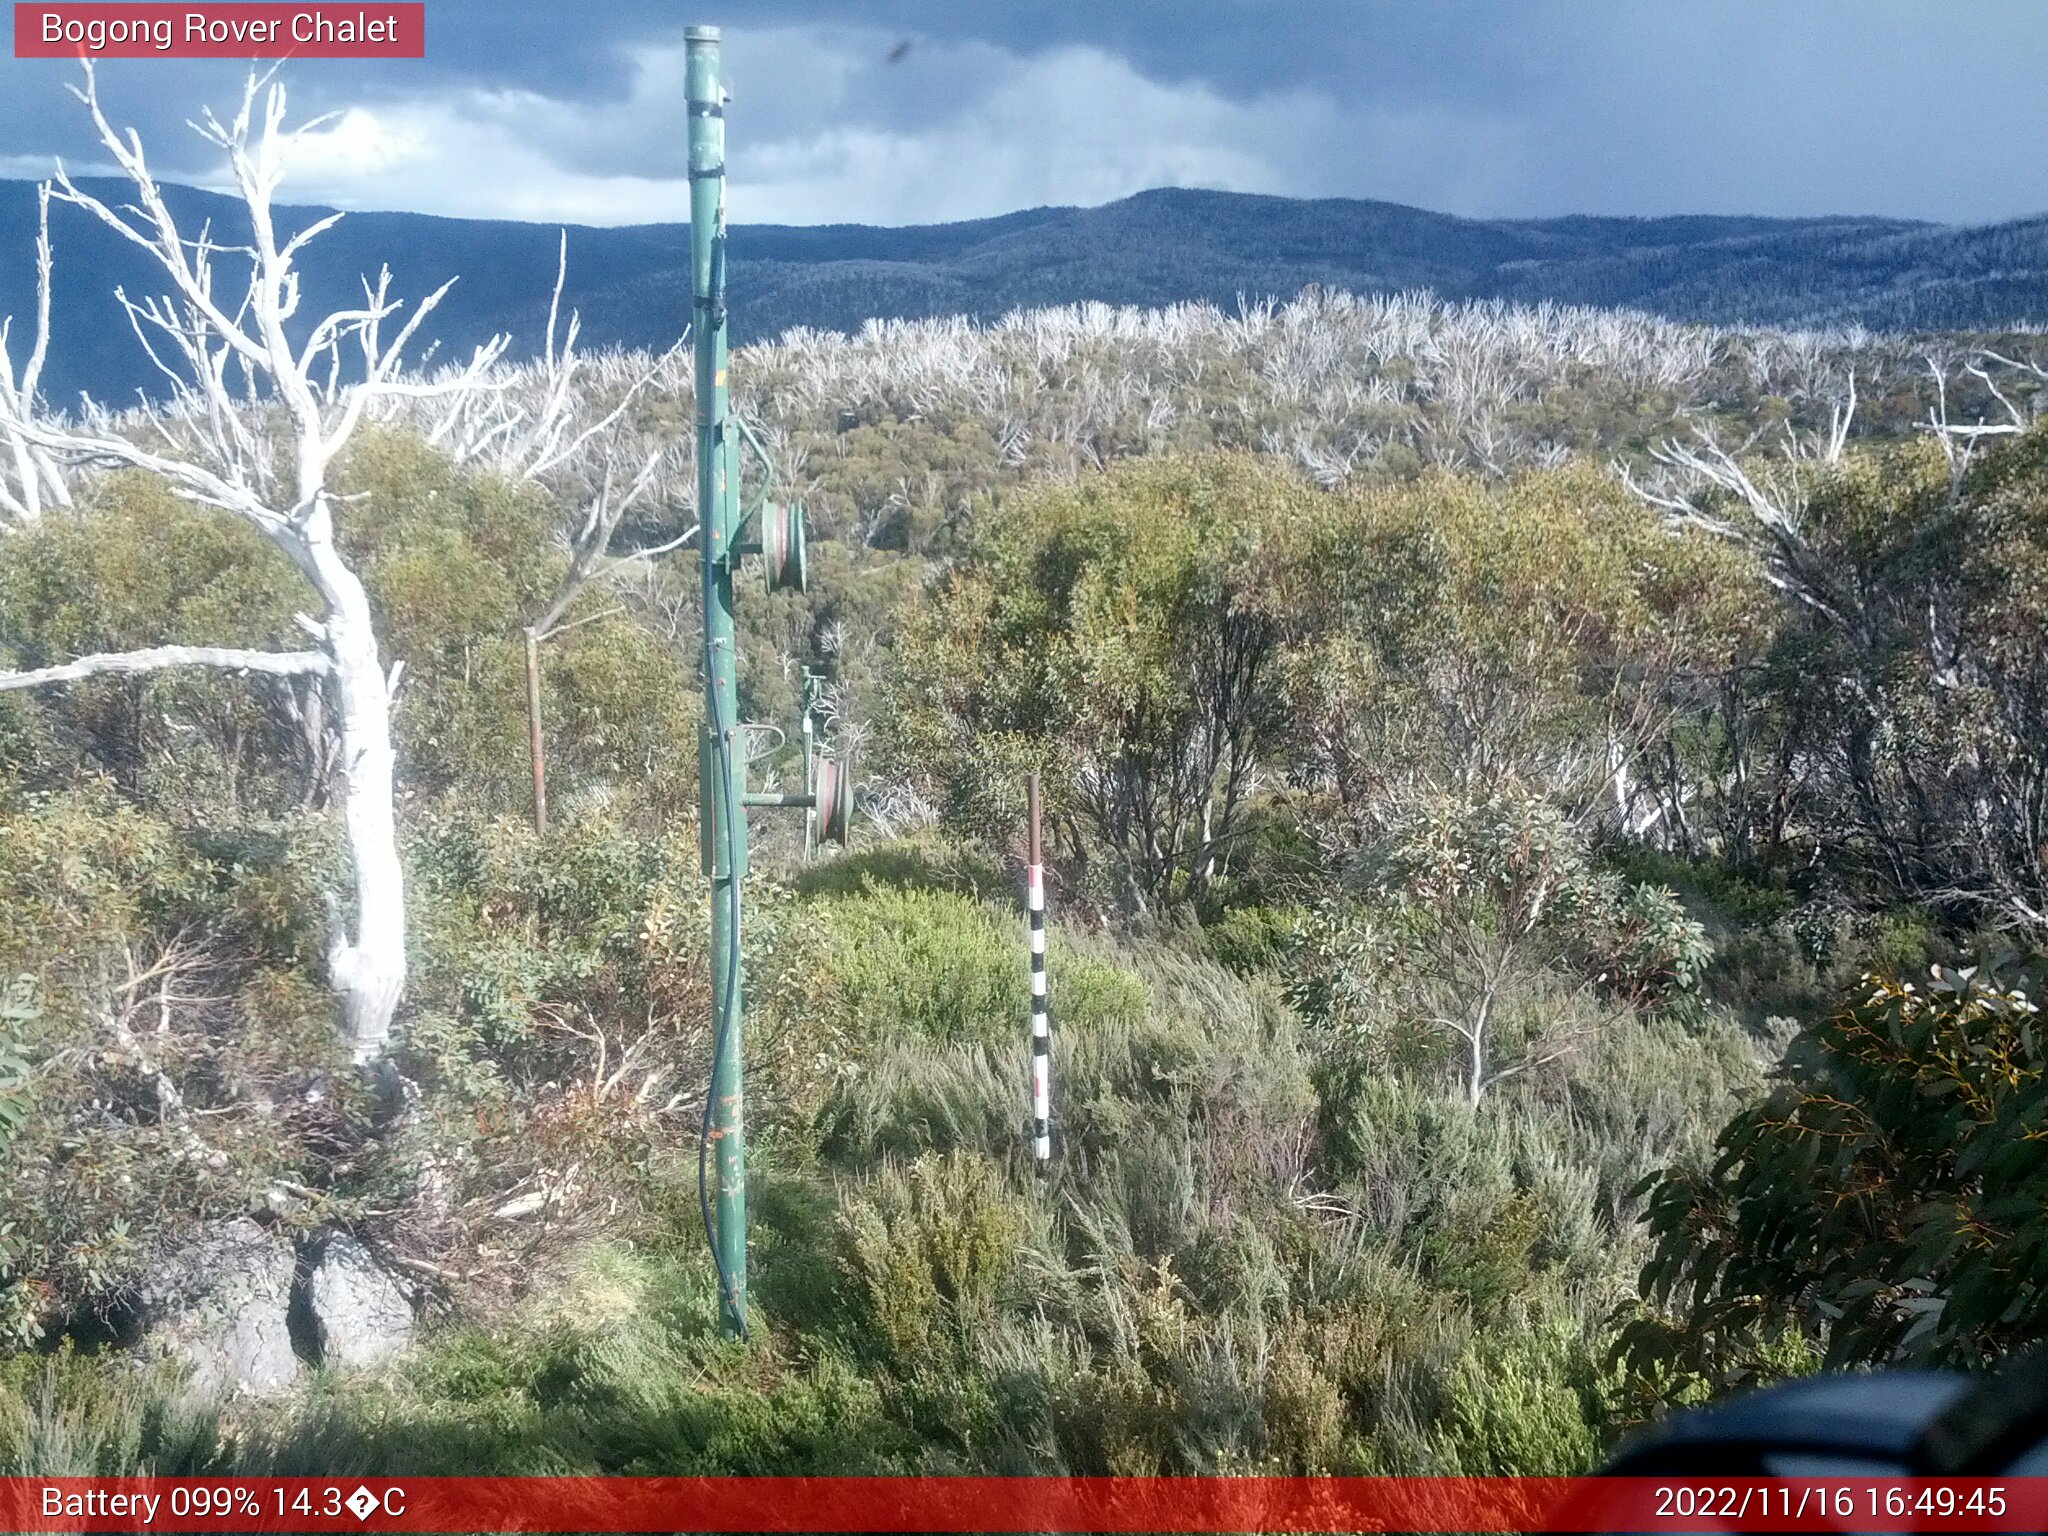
0, 66, 507, 1062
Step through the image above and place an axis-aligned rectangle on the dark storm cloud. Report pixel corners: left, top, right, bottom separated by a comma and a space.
2, 1, 2046, 224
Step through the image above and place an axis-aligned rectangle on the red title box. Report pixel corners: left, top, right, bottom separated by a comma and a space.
13, 4, 424, 58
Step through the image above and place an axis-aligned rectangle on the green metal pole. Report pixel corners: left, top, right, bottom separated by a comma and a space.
688, 24, 747, 1339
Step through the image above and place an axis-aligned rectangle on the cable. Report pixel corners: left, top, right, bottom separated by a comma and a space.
696, 212, 748, 1340
698, 592, 749, 1342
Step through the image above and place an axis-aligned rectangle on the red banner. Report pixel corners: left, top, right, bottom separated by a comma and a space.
13, 4, 425, 58
0, 1477, 2044, 1533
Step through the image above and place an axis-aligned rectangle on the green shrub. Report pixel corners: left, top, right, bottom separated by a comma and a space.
809, 887, 1146, 1048
0, 787, 343, 1328
1437, 1320, 1602, 1475
0, 981, 37, 1346
1259, 1332, 1347, 1471
1573, 877, 1714, 1005
0, 1347, 219, 1475
1201, 904, 1302, 977
1625, 949, 2048, 1401
882, 454, 1318, 906
1605, 848, 1796, 930
0, 402, 1857, 1484
837, 1152, 1030, 1359
1858, 907, 1944, 977
793, 839, 1008, 903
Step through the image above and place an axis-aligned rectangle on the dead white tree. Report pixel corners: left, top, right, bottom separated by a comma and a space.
0, 184, 73, 525
0, 67, 509, 1063
1624, 354, 2043, 626
1920, 351, 2044, 490
1616, 372, 1861, 630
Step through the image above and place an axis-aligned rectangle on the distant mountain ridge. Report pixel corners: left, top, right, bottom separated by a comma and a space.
2, 179, 2044, 406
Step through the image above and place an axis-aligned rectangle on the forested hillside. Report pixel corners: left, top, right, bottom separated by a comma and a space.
5, 177, 2047, 406
4, 94, 2048, 1480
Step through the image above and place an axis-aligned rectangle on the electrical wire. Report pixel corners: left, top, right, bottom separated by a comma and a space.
696, 217, 748, 1339
698, 599, 748, 1342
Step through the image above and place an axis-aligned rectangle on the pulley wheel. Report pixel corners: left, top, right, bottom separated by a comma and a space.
762, 501, 809, 594
814, 753, 854, 847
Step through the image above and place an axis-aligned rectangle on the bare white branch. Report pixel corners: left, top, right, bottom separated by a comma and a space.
0, 645, 328, 692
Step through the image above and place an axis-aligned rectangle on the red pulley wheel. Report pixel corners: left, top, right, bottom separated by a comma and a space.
814, 753, 853, 847
762, 502, 809, 594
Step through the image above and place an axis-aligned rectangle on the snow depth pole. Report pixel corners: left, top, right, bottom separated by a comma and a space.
1027, 773, 1052, 1168
689, 25, 749, 1340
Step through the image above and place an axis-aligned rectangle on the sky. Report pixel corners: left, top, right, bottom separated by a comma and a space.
3, 1, 2047, 229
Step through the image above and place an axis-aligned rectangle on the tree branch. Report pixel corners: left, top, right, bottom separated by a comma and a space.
0, 645, 329, 692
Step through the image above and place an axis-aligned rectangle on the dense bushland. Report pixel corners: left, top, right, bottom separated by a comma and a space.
3, 295, 2048, 1475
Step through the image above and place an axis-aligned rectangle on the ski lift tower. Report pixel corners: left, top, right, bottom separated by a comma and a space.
688, 24, 853, 1339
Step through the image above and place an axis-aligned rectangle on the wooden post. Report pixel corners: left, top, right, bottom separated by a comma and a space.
523, 628, 548, 836
1027, 772, 1051, 1167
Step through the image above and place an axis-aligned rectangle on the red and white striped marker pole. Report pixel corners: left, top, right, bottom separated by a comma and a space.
1026, 772, 1052, 1167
